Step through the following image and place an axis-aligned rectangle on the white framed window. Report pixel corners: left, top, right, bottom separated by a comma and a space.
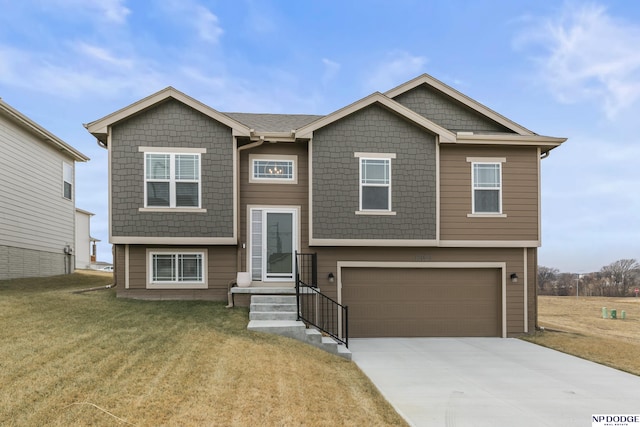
249, 154, 297, 184
62, 162, 73, 200
472, 162, 502, 214
144, 152, 201, 208
358, 156, 392, 211
147, 250, 207, 289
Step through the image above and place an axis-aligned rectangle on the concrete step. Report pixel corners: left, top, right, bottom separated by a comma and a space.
247, 320, 308, 341
304, 328, 323, 345
250, 302, 297, 313
249, 311, 298, 321
251, 295, 297, 304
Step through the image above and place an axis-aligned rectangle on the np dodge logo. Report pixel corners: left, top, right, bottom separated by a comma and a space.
593, 414, 640, 427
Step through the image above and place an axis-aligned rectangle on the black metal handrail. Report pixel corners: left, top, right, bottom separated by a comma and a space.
295, 252, 349, 347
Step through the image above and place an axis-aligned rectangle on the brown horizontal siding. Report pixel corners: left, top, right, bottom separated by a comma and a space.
115, 244, 236, 301
311, 246, 531, 336
239, 142, 310, 272
440, 145, 539, 241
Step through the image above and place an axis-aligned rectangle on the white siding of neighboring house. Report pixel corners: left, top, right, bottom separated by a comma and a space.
0, 115, 77, 279
75, 210, 92, 269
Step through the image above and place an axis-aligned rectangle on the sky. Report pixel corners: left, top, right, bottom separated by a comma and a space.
1, 0, 639, 273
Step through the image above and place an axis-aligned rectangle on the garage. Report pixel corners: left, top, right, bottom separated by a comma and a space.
341, 266, 502, 338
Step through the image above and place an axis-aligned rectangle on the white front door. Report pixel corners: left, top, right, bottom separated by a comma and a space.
250, 208, 298, 283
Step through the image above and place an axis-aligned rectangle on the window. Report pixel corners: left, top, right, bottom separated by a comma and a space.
360, 158, 391, 211
472, 162, 502, 213
62, 162, 73, 200
145, 153, 200, 208
249, 154, 297, 183
150, 252, 205, 284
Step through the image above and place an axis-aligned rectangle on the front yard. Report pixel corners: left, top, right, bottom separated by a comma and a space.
0, 272, 406, 426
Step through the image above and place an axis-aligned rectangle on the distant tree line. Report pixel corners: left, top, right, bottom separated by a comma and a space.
538, 259, 640, 297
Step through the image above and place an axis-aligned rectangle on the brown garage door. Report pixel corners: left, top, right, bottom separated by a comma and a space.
342, 267, 501, 337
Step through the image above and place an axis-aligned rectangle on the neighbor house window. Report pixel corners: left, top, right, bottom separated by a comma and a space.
359, 157, 391, 211
144, 153, 201, 208
249, 154, 297, 184
150, 252, 205, 284
62, 162, 73, 200
472, 162, 502, 213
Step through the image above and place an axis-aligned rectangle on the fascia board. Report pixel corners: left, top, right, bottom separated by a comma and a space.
385, 73, 536, 136
84, 87, 251, 137
296, 92, 456, 142
454, 133, 567, 148
0, 99, 90, 162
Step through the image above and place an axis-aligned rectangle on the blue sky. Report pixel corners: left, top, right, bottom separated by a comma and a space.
1, 0, 639, 273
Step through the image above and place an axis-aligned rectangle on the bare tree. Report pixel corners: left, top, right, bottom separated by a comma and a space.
600, 259, 640, 296
537, 266, 559, 295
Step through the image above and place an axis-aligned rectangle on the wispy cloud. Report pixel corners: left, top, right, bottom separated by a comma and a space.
321, 58, 341, 84
514, 2, 640, 119
194, 5, 224, 43
46, 0, 131, 24
162, 0, 224, 44
364, 51, 427, 92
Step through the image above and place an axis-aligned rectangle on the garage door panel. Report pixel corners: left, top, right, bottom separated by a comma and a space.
342, 267, 501, 337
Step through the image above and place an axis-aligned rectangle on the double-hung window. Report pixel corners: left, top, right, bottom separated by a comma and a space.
144, 152, 201, 208
356, 154, 394, 212
471, 162, 502, 214
148, 250, 207, 289
62, 162, 73, 200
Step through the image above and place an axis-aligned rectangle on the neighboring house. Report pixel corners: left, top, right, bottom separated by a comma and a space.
0, 98, 89, 280
75, 208, 100, 269
85, 74, 565, 338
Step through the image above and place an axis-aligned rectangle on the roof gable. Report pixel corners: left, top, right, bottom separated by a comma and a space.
85, 87, 252, 144
295, 92, 456, 142
385, 74, 534, 136
0, 98, 89, 162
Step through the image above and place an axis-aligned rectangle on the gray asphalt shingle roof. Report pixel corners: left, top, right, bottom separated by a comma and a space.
223, 112, 323, 132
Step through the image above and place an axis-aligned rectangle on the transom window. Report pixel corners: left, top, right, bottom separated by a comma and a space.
62, 162, 73, 200
359, 158, 391, 211
249, 154, 297, 184
472, 162, 502, 213
150, 252, 204, 284
145, 153, 201, 208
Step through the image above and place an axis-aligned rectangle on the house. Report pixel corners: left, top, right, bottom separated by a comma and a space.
75, 208, 101, 269
85, 74, 565, 338
0, 98, 89, 280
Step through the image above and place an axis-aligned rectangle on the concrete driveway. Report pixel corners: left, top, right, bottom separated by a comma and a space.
350, 338, 640, 427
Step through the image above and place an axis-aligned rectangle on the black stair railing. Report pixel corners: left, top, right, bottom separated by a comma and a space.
295, 252, 349, 348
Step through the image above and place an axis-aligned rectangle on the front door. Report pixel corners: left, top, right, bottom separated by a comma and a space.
250, 208, 297, 283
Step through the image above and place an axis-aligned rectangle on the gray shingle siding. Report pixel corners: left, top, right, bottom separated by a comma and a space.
111, 100, 234, 238
312, 104, 436, 240
393, 84, 513, 133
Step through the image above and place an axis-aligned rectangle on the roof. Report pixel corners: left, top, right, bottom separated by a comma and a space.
0, 98, 89, 162
223, 113, 322, 132
84, 87, 252, 144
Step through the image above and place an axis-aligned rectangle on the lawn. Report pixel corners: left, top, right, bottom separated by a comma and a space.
524, 296, 640, 376
0, 271, 407, 426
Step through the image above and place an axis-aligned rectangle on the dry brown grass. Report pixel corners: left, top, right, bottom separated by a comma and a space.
524, 296, 640, 376
0, 272, 407, 426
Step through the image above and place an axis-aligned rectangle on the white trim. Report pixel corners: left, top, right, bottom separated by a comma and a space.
146, 248, 208, 289
466, 157, 506, 163
111, 236, 236, 244
456, 133, 566, 144
359, 156, 392, 212
470, 161, 503, 215
467, 213, 507, 218
247, 205, 301, 283
124, 244, 130, 289
355, 210, 396, 216
435, 138, 441, 242
336, 261, 507, 338
524, 248, 529, 334
62, 161, 73, 200
537, 147, 541, 242
384, 73, 535, 136
248, 154, 298, 184
233, 137, 238, 244
439, 240, 540, 248
143, 151, 202, 209
310, 238, 438, 246
354, 152, 397, 159
138, 146, 207, 154
296, 92, 457, 142
108, 131, 113, 243
308, 140, 314, 248
139, 208, 207, 213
